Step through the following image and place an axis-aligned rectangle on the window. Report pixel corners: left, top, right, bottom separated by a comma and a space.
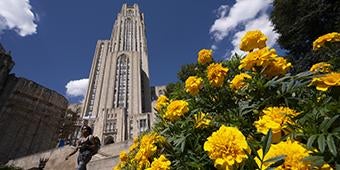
114, 55, 129, 108
139, 119, 147, 132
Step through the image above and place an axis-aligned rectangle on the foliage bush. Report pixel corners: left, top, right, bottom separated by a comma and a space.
114, 31, 340, 170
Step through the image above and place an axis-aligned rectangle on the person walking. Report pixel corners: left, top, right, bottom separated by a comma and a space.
65, 125, 96, 170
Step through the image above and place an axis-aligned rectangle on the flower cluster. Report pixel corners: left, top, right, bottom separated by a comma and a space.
146, 155, 171, 170
204, 125, 250, 169
230, 73, 252, 90
115, 30, 340, 170
256, 139, 310, 170
310, 72, 340, 91
254, 107, 299, 143
120, 151, 128, 162
313, 32, 340, 50
133, 133, 165, 169
239, 30, 267, 52
309, 62, 332, 73
198, 49, 213, 64
185, 76, 203, 95
207, 63, 229, 87
155, 95, 169, 111
129, 137, 139, 152
239, 47, 292, 77
113, 151, 129, 170
164, 100, 189, 121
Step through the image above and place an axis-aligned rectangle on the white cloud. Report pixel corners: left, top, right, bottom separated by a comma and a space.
210, 0, 272, 41
65, 78, 89, 99
216, 5, 229, 18
211, 44, 218, 50
0, 0, 37, 36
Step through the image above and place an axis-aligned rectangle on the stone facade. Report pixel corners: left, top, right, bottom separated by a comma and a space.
0, 46, 68, 164
82, 4, 152, 144
60, 103, 83, 146
150, 85, 167, 126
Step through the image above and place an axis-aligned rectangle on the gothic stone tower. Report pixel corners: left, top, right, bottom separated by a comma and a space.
82, 4, 152, 144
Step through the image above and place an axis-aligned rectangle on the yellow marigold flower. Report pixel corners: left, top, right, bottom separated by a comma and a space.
198, 49, 213, 64
119, 151, 128, 162
240, 30, 268, 52
129, 137, 139, 152
254, 107, 299, 143
134, 133, 164, 169
239, 47, 292, 77
239, 47, 277, 71
255, 139, 310, 170
185, 76, 203, 95
310, 72, 340, 91
155, 95, 169, 111
113, 163, 122, 170
262, 106, 300, 117
263, 57, 292, 77
207, 63, 229, 87
321, 163, 334, 170
313, 32, 340, 50
146, 155, 171, 170
164, 100, 189, 122
194, 112, 211, 129
204, 125, 250, 169
230, 73, 252, 90
310, 62, 332, 73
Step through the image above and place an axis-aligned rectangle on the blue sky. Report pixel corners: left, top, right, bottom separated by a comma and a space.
0, 0, 278, 103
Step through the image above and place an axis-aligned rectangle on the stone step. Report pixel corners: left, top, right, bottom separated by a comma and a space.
88, 155, 119, 170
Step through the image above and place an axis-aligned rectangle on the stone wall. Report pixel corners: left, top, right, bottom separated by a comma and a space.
0, 76, 68, 164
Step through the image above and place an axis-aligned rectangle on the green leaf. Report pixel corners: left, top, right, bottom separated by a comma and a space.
307, 135, 317, 149
319, 118, 329, 132
326, 134, 337, 156
303, 156, 324, 167
248, 143, 261, 160
180, 138, 186, 153
324, 115, 340, 131
262, 129, 273, 159
317, 134, 326, 153
332, 127, 340, 133
267, 158, 285, 169
336, 164, 340, 170
263, 155, 286, 164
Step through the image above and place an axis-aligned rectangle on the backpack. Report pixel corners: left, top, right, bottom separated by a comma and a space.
91, 136, 101, 155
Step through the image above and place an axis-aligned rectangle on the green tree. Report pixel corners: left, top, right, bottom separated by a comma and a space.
270, 0, 340, 72
165, 82, 182, 97
177, 63, 199, 82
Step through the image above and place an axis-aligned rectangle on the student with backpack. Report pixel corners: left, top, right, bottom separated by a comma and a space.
65, 125, 100, 170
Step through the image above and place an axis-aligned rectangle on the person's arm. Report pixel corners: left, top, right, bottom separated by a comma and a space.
65, 141, 79, 160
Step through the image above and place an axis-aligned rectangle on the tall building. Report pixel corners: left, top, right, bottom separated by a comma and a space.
82, 4, 152, 144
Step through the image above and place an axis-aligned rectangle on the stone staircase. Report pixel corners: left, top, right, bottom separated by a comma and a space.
7, 140, 132, 170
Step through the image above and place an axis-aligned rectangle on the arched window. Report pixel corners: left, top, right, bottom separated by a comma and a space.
115, 55, 129, 108
104, 136, 114, 145
124, 18, 132, 51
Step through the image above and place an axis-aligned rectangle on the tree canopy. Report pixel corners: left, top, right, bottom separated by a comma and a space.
270, 0, 340, 72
